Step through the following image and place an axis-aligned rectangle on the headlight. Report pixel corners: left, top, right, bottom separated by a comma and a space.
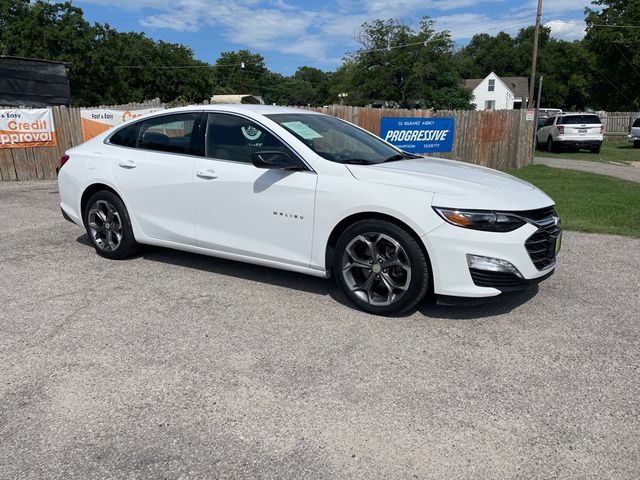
433, 207, 526, 232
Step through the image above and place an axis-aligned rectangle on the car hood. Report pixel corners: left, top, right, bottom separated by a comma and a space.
346, 156, 554, 211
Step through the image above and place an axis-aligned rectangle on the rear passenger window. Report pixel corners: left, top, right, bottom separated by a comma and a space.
206, 113, 291, 163
109, 123, 139, 147
137, 113, 200, 154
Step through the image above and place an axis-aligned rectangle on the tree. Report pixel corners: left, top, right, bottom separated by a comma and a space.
0, 0, 213, 105
212, 50, 269, 96
455, 32, 519, 78
454, 26, 594, 111
585, 0, 640, 110
348, 18, 473, 109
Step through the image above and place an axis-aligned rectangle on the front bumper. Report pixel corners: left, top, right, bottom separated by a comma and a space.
422, 221, 557, 298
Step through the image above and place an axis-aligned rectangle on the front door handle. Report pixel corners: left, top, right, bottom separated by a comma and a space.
118, 159, 137, 169
196, 169, 219, 179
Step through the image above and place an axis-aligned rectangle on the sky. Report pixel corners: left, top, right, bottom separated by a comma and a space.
74, 0, 591, 75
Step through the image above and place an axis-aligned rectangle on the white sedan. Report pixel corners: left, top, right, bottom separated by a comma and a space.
58, 105, 560, 315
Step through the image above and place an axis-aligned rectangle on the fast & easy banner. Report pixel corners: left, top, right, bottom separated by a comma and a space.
80, 107, 164, 141
0, 108, 56, 148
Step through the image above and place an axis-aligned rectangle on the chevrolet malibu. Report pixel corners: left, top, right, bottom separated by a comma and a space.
58, 105, 561, 315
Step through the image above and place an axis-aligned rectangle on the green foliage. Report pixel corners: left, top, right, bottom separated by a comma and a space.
346, 18, 471, 109
0, 0, 212, 106
584, 0, 640, 110
1, 1, 638, 111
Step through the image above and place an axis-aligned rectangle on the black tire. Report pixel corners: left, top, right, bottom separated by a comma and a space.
333, 219, 430, 316
590, 143, 602, 154
633, 141, 640, 149
547, 137, 558, 153
83, 190, 140, 259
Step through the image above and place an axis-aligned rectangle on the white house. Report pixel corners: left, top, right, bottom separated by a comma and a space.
464, 72, 529, 111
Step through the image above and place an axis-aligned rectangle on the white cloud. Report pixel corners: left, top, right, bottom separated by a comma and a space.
76, 0, 590, 66
545, 19, 586, 40
432, 13, 532, 40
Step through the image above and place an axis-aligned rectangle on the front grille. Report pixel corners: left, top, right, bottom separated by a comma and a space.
470, 269, 525, 290
519, 206, 561, 270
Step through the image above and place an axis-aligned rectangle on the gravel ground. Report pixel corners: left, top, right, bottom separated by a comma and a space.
534, 156, 640, 183
1, 180, 639, 480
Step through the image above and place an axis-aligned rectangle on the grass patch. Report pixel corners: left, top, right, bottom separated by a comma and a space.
535, 141, 640, 164
507, 165, 640, 238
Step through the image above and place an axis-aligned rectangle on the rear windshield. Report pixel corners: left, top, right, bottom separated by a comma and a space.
558, 115, 601, 125
633, 117, 640, 127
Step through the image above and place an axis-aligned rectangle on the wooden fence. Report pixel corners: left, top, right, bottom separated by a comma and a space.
305, 106, 534, 171
1, 103, 534, 181
597, 111, 637, 141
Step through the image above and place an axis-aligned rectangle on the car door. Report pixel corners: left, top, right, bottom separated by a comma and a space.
193, 112, 317, 268
109, 111, 203, 245
537, 116, 554, 142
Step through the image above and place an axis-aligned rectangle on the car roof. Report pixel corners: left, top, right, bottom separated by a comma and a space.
162, 104, 319, 116
559, 112, 600, 116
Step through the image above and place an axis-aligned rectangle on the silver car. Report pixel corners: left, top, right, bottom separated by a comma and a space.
629, 117, 640, 148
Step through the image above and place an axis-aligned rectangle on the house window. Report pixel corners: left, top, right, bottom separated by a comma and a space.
488, 79, 495, 92
485, 100, 496, 110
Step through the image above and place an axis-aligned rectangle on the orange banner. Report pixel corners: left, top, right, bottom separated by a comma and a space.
0, 109, 57, 148
80, 108, 164, 141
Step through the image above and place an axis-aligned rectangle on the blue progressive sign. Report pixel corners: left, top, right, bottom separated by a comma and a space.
380, 117, 455, 153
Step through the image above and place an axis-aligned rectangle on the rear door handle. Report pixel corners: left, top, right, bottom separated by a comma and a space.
118, 159, 137, 169
196, 169, 219, 179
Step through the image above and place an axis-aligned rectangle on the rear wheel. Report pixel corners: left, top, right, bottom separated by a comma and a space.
84, 190, 139, 259
334, 219, 430, 315
590, 143, 602, 154
547, 137, 558, 153
634, 141, 640, 149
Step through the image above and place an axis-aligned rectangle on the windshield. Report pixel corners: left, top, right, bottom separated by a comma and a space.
266, 113, 418, 164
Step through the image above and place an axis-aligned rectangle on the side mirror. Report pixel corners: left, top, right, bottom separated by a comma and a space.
252, 151, 301, 170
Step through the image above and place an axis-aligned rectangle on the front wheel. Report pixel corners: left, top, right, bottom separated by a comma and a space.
84, 190, 139, 259
334, 220, 430, 315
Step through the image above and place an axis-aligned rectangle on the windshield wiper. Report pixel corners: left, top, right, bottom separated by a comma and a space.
383, 153, 418, 162
341, 159, 375, 165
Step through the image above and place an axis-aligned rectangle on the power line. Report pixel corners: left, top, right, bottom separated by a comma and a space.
612, 42, 640, 77
362, 19, 535, 54
591, 24, 640, 29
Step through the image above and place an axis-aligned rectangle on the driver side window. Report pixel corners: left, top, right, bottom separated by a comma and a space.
205, 113, 292, 163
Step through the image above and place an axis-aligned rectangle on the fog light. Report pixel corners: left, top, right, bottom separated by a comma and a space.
466, 254, 523, 278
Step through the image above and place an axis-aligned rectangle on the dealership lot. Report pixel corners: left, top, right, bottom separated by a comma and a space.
1, 180, 639, 479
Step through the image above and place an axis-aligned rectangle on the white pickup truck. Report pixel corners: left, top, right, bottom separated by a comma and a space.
536, 113, 604, 154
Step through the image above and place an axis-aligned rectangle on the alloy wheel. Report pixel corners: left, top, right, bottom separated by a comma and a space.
87, 200, 123, 252
341, 232, 412, 306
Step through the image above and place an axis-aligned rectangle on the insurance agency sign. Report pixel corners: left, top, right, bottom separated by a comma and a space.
380, 117, 455, 154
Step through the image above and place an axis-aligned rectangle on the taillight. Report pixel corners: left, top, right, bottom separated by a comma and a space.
60, 155, 70, 169
600, 125, 605, 134
557, 126, 564, 135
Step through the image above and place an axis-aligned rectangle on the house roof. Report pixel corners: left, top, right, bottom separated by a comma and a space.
464, 74, 530, 99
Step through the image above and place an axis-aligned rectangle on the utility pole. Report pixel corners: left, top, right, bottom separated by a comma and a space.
528, 0, 543, 108
532, 75, 544, 157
